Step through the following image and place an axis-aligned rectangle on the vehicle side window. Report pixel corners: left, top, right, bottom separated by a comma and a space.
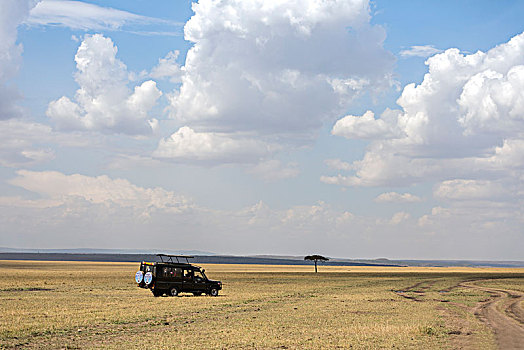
163, 267, 170, 278
184, 269, 194, 280
162, 267, 183, 279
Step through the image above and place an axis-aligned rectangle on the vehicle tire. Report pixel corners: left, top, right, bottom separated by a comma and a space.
209, 288, 219, 297
193, 292, 202, 296
152, 290, 162, 297
169, 287, 179, 297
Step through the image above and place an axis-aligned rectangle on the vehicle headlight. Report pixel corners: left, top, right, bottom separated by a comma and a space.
135, 271, 144, 284
144, 272, 153, 285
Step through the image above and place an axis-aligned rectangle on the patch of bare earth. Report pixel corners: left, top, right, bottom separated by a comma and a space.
394, 278, 524, 349
438, 299, 493, 350
462, 281, 524, 350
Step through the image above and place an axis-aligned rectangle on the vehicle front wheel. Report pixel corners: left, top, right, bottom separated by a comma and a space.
152, 290, 162, 297
193, 292, 202, 296
169, 287, 179, 297
209, 288, 219, 297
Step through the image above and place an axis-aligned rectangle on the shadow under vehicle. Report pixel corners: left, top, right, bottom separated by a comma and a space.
135, 254, 222, 297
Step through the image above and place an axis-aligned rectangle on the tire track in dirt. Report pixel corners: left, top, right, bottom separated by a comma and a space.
461, 280, 524, 350
392, 280, 437, 302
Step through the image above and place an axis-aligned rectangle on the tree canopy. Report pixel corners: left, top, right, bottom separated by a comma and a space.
304, 255, 329, 272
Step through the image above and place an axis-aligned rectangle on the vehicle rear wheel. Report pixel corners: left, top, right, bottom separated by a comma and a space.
169, 287, 179, 297
193, 292, 202, 296
209, 288, 218, 297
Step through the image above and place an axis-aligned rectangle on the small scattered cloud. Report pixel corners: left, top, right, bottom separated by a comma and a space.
374, 192, 422, 203
2, 170, 522, 259
153, 126, 276, 164
390, 211, 410, 225
332, 110, 400, 140
433, 179, 511, 201
399, 45, 442, 58
150, 50, 183, 83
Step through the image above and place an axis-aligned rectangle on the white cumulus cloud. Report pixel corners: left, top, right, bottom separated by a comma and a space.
326, 32, 524, 197
47, 34, 162, 135
458, 65, 524, 136
162, 0, 395, 162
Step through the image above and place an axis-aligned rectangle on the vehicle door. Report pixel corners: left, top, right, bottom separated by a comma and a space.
182, 269, 195, 291
156, 265, 169, 290
193, 270, 207, 292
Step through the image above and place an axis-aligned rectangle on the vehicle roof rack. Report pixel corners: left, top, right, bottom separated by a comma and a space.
157, 254, 195, 264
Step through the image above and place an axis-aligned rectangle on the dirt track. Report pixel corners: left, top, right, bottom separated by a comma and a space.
462, 281, 524, 350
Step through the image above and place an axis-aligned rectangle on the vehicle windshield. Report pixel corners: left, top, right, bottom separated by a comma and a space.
194, 270, 206, 281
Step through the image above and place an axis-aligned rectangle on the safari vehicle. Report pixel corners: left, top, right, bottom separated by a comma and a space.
135, 254, 222, 297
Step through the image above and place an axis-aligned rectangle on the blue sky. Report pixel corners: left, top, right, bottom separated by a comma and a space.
1, 0, 523, 260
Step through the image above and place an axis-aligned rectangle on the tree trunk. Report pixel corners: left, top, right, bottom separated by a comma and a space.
314, 260, 317, 273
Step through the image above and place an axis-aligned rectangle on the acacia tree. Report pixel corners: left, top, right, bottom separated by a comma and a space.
304, 255, 329, 273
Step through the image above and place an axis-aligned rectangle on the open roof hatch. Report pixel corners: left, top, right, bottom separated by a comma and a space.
157, 254, 195, 264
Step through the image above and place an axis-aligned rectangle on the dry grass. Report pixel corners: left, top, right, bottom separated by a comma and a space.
473, 277, 524, 293
0, 260, 522, 349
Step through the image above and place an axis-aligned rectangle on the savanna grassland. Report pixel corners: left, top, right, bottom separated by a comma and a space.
0, 261, 523, 349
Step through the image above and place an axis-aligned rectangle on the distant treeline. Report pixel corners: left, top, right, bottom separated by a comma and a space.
0, 253, 398, 267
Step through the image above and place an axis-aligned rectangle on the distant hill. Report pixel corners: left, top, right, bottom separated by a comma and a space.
0, 251, 522, 267
380, 259, 524, 268
0, 247, 215, 256
249, 254, 524, 268
0, 253, 398, 266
